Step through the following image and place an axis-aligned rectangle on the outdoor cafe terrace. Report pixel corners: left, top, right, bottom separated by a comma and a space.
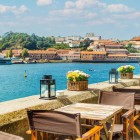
0, 76, 140, 140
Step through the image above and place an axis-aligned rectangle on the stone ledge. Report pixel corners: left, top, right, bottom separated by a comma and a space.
0, 75, 140, 128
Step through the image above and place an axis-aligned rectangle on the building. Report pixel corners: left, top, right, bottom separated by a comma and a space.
84, 33, 101, 41
2, 49, 22, 58
28, 50, 57, 60
81, 51, 94, 60
56, 49, 81, 60
65, 36, 81, 41
0, 53, 4, 58
93, 40, 115, 46
81, 51, 106, 60
105, 44, 124, 50
129, 36, 140, 49
128, 53, 140, 61
107, 54, 128, 60
106, 49, 128, 54
69, 41, 81, 47
56, 49, 70, 60
88, 43, 105, 51
55, 37, 65, 44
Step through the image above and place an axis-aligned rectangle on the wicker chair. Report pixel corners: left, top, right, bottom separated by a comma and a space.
0, 131, 24, 140
98, 91, 135, 140
112, 86, 140, 136
26, 110, 103, 140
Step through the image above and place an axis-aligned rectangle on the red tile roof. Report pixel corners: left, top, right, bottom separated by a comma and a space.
81, 51, 106, 54
131, 36, 140, 41
108, 54, 127, 57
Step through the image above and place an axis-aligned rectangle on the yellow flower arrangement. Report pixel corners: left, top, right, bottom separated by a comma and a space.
117, 65, 135, 73
67, 70, 90, 82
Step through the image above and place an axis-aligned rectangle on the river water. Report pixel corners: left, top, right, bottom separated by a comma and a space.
0, 63, 139, 102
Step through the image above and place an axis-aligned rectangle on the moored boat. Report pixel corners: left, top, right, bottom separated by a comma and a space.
0, 58, 11, 65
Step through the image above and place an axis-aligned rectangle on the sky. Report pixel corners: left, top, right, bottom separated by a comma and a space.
0, 0, 140, 40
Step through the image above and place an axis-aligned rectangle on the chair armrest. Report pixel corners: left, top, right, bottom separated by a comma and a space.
26, 130, 32, 134
122, 109, 135, 118
76, 125, 103, 140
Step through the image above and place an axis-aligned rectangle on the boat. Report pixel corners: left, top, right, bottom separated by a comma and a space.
88, 69, 95, 71
0, 58, 11, 65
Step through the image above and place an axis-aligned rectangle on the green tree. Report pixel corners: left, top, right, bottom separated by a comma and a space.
8, 48, 13, 58
125, 43, 137, 53
22, 48, 28, 59
6, 51, 9, 58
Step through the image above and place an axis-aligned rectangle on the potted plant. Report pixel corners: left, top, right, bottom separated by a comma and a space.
66, 70, 90, 91
117, 65, 135, 79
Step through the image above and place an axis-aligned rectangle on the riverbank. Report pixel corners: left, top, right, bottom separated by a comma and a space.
11, 59, 140, 64
12, 59, 73, 64
73, 60, 140, 63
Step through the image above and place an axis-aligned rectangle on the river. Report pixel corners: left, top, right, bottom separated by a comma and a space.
0, 63, 139, 102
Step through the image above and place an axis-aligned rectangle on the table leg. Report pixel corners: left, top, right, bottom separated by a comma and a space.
102, 115, 116, 140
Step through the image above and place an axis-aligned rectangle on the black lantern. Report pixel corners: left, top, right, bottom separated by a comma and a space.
109, 68, 118, 84
40, 75, 56, 99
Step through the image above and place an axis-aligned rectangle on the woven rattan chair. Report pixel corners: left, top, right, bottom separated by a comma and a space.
26, 110, 103, 140
112, 86, 140, 136
0, 131, 24, 140
98, 91, 135, 140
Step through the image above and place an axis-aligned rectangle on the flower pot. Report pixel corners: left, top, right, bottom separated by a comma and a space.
120, 73, 133, 79
67, 81, 88, 91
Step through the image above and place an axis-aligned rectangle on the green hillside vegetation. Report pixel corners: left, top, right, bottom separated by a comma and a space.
0, 31, 56, 51
125, 43, 138, 53
0, 32, 92, 51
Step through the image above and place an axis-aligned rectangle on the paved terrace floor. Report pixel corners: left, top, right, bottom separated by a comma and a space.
0, 76, 140, 139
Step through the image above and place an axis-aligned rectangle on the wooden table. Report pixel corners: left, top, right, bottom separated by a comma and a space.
56, 103, 123, 140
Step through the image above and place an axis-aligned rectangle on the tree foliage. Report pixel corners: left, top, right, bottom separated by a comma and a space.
125, 43, 138, 53
52, 43, 70, 49
0, 32, 56, 50
79, 38, 93, 50
6, 48, 13, 58
22, 48, 28, 59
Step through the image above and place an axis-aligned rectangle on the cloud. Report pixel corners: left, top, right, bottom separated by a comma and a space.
87, 18, 115, 26
105, 4, 131, 13
0, 5, 28, 15
113, 11, 140, 19
50, 0, 98, 19
65, 0, 100, 10
37, 0, 52, 6
65, 1, 75, 9
0, 21, 16, 26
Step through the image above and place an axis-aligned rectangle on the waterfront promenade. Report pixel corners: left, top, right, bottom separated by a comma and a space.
0, 76, 140, 139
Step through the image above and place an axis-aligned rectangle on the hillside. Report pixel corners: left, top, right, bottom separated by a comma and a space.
0, 31, 56, 51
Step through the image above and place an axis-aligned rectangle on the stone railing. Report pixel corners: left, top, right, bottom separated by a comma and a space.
0, 75, 140, 139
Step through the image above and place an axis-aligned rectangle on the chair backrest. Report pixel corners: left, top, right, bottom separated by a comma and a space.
27, 110, 82, 137
99, 91, 135, 110
0, 131, 24, 140
112, 86, 140, 103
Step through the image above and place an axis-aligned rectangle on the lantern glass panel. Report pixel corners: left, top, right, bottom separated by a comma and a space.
50, 84, 55, 96
110, 74, 115, 83
50, 80, 56, 97
40, 80, 49, 98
